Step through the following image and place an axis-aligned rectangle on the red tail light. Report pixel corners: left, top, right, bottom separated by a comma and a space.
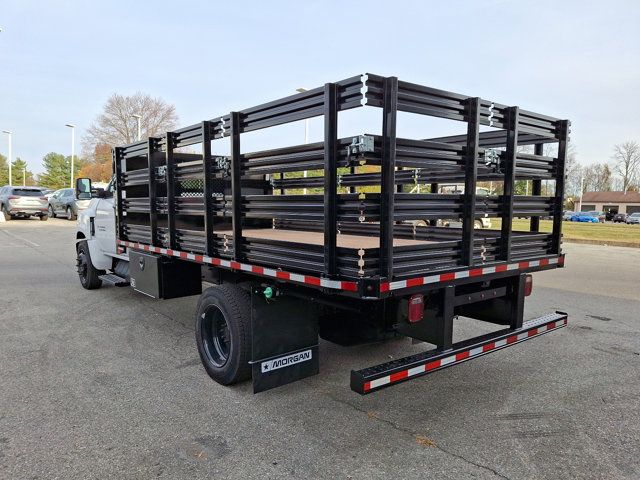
8, 195, 19, 200
408, 294, 424, 323
524, 274, 533, 297
39, 197, 48, 201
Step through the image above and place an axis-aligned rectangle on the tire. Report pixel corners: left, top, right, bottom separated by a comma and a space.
474, 220, 483, 229
195, 285, 252, 385
67, 206, 76, 221
48, 205, 57, 218
2, 205, 11, 221
39, 215, 48, 221
76, 240, 103, 289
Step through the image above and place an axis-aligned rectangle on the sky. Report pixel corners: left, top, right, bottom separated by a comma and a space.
1, 0, 639, 175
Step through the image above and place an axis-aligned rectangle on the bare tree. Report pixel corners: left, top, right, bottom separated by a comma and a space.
562, 145, 581, 196
82, 93, 178, 156
612, 141, 640, 192
582, 162, 613, 192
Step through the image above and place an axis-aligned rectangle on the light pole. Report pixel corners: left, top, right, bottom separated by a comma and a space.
23, 167, 26, 186
65, 124, 75, 189
295, 88, 309, 193
132, 114, 142, 141
2, 130, 11, 186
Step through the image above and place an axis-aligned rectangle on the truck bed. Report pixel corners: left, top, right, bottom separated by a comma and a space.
114, 73, 569, 298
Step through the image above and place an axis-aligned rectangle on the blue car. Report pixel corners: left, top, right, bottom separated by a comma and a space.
570, 212, 600, 223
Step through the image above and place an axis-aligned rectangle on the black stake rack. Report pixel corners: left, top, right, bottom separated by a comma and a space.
114, 73, 569, 298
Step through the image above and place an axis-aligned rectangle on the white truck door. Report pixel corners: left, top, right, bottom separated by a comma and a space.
94, 197, 117, 256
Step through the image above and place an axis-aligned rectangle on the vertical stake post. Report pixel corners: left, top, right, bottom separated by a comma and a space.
380, 77, 398, 280
462, 97, 480, 266
114, 147, 125, 241
552, 120, 570, 254
323, 83, 338, 277
166, 132, 177, 250
202, 121, 215, 256
230, 112, 243, 262
530, 143, 543, 232
148, 137, 159, 246
500, 106, 519, 261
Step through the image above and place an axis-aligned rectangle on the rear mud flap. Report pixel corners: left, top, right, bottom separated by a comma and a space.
250, 288, 319, 393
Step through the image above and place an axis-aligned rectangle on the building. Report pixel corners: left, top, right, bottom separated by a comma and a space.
578, 191, 640, 215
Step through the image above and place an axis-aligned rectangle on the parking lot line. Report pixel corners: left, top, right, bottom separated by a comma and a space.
0, 229, 41, 247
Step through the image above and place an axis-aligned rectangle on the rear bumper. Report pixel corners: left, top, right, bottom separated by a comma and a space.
7, 207, 47, 215
350, 311, 567, 394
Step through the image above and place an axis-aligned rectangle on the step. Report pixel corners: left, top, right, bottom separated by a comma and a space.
99, 273, 130, 287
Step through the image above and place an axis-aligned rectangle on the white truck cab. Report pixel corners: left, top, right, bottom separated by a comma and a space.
75, 177, 129, 287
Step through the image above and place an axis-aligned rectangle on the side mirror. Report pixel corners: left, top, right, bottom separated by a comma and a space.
76, 178, 92, 200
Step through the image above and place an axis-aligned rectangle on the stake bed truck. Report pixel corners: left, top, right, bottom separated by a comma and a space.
75, 73, 569, 394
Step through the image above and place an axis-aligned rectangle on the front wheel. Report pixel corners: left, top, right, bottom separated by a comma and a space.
474, 220, 483, 229
67, 206, 76, 221
195, 285, 252, 385
76, 240, 104, 289
48, 205, 56, 218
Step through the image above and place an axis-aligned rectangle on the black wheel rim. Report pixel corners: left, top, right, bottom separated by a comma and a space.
201, 305, 231, 368
77, 251, 88, 283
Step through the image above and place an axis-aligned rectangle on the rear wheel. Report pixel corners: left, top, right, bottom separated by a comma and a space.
76, 240, 103, 289
39, 215, 48, 221
2, 205, 11, 221
67, 206, 76, 221
195, 285, 252, 385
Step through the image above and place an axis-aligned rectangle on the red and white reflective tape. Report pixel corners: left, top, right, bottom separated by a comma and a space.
117, 240, 359, 292
380, 255, 564, 293
363, 316, 567, 393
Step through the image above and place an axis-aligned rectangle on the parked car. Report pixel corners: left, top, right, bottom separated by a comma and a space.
626, 212, 640, 225
613, 213, 628, 223
604, 211, 616, 221
0, 185, 49, 220
563, 211, 574, 221
570, 212, 600, 223
586, 210, 606, 222
48, 188, 83, 220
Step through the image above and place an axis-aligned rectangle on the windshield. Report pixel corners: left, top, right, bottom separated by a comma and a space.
12, 188, 43, 197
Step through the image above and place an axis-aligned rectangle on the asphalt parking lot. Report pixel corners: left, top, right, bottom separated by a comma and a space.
1, 218, 639, 480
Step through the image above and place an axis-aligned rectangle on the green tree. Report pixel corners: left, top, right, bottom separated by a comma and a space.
0, 153, 8, 185
39, 152, 87, 190
10, 158, 35, 186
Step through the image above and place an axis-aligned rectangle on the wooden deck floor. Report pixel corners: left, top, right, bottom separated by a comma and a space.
214, 228, 434, 249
